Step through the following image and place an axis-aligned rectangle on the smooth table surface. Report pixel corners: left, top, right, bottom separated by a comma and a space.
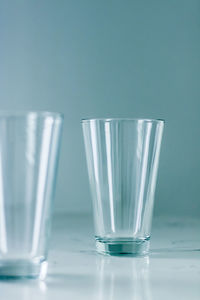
1, 214, 200, 299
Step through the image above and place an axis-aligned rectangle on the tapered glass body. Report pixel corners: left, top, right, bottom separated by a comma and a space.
0, 111, 63, 278
82, 118, 164, 255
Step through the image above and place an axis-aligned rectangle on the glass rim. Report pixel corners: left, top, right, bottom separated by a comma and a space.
81, 118, 165, 124
0, 110, 64, 119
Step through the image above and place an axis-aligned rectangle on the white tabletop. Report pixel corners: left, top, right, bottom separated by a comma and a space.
1, 214, 200, 300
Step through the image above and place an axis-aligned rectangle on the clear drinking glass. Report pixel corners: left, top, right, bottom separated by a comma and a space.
0, 111, 63, 278
82, 118, 164, 255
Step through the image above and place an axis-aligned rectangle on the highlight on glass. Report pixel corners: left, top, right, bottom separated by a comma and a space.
82, 118, 164, 256
0, 111, 63, 278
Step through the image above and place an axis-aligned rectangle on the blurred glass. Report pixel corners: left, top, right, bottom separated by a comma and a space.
0, 111, 63, 278
82, 118, 164, 255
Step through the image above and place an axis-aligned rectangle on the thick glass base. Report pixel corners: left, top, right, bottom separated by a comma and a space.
0, 259, 48, 280
96, 238, 150, 256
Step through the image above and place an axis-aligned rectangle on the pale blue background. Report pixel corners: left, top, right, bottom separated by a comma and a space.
0, 0, 200, 216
